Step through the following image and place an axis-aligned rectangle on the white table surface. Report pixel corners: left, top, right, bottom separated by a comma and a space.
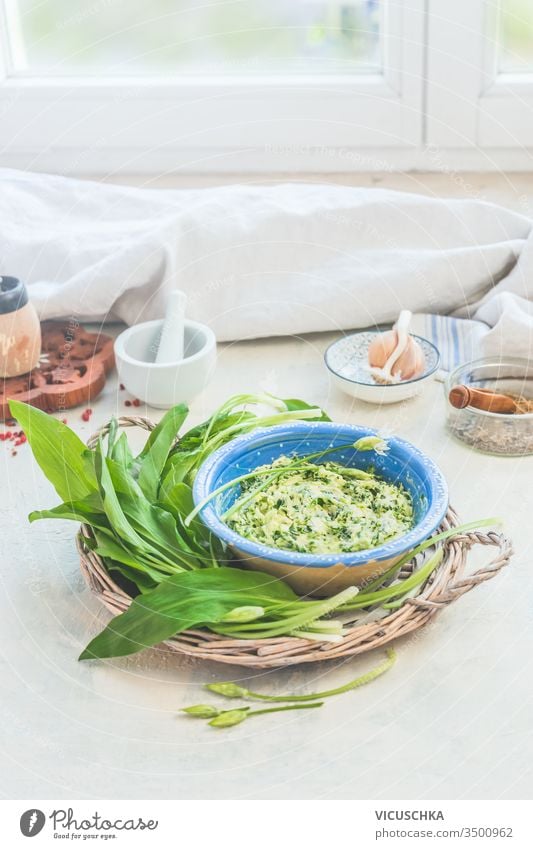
1, 326, 531, 801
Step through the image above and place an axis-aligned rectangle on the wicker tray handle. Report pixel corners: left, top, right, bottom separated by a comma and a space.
87, 415, 156, 449
79, 415, 513, 668
406, 530, 512, 611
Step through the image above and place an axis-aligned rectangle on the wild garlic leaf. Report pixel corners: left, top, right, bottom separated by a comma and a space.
10, 399, 98, 502
94, 438, 147, 551
92, 530, 163, 572
110, 432, 134, 469
92, 532, 169, 588
79, 579, 234, 659
103, 458, 193, 564
137, 403, 189, 459
106, 418, 118, 457
177, 411, 257, 451
106, 562, 161, 594
137, 404, 189, 501
159, 452, 200, 497
162, 411, 258, 486
79, 567, 298, 660
281, 398, 331, 421
158, 481, 213, 547
28, 497, 110, 532
117, 493, 202, 567
105, 455, 145, 499
167, 567, 299, 606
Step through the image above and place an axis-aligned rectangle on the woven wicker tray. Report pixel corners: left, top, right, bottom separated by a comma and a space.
78, 416, 513, 669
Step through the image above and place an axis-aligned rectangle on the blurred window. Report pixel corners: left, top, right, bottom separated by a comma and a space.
5, 0, 382, 76
498, 0, 533, 72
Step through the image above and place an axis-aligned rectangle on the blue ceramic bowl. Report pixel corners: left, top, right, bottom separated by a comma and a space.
193, 422, 449, 596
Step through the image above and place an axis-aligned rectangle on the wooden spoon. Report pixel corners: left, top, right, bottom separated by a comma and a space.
448, 385, 529, 414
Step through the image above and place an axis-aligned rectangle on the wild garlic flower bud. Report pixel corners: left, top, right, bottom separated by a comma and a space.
182, 704, 220, 718
206, 682, 249, 698
209, 709, 249, 728
221, 606, 265, 623
353, 436, 389, 455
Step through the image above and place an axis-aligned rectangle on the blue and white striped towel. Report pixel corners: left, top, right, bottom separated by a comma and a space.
411, 314, 490, 376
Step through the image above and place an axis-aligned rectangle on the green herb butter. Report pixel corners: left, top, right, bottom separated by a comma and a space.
227, 457, 414, 554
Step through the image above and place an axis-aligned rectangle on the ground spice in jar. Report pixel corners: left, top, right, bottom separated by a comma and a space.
447, 405, 533, 456
446, 360, 533, 456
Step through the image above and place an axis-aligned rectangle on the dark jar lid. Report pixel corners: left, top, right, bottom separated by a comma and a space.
0, 276, 29, 315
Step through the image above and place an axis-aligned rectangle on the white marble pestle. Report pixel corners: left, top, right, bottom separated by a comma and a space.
155, 290, 188, 364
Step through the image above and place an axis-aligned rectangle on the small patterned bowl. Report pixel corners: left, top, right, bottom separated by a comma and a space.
325, 330, 440, 404
193, 422, 449, 597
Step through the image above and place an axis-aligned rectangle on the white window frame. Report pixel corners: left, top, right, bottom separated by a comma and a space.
1, 0, 533, 174
0, 0, 426, 174
426, 0, 533, 151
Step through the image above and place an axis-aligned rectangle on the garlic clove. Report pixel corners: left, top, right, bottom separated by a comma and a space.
368, 311, 426, 384
367, 330, 398, 369
390, 336, 426, 380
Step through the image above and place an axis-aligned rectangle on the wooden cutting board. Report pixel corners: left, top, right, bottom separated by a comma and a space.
1, 321, 115, 420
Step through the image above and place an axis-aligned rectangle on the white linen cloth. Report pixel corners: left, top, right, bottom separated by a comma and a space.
2, 168, 533, 367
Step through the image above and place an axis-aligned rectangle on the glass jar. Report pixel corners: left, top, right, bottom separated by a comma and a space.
445, 357, 533, 456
